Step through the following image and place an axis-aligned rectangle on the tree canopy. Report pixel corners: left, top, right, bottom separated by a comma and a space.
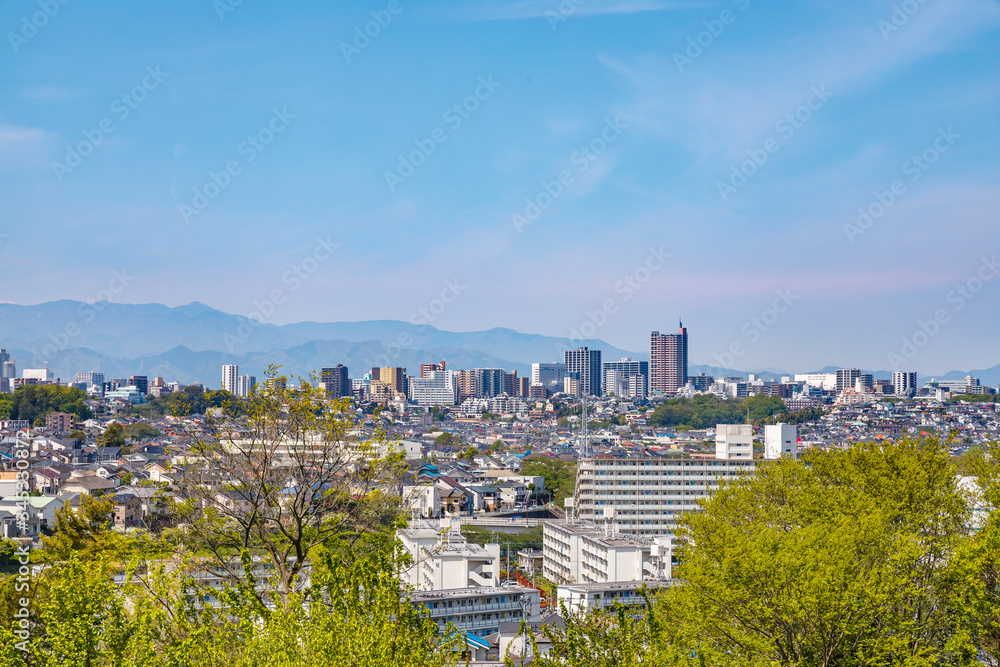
647, 394, 788, 429
0, 384, 92, 423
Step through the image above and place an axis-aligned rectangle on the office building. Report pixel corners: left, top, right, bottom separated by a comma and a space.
892, 371, 917, 397
75, 371, 105, 389
650, 326, 688, 395
1, 360, 15, 379
531, 362, 566, 389
23, 368, 54, 382
128, 375, 148, 395
409, 370, 459, 406
575, 447, 756, 541
320, 364, 351, 398
602, 358, 648, 396
565, 347, 601, 396
764, 423, 797, 460
222, 365, 239, 394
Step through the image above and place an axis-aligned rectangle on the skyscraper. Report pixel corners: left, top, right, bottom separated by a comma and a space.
892, 371, 917, 396
564, 347, 601, 396
236, 375, 256, 398
602, 358, 648, 396
222, 365, 239, 394
650, 325, 687, 395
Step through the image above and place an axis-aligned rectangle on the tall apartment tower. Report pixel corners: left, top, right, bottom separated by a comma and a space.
236, 375, 256, 398
222, 365, 239, 394
420, 361, 446, 378
321, 365, 351, 398
650, 325, 687, 396
892, 371, 917, 396
835, 369, 861, 392
128, 375, 148, 395
564, 347, 602, 396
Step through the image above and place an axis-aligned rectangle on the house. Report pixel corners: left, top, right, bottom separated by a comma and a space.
59, 475, 116, 496
113, 493, 143, 527
0, 495, 60, 531
465, 485, 500, 513
96, 446, 122, 463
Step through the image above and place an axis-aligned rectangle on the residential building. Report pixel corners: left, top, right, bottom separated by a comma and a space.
75, 371, 105, 390
542, 519, 671, 584
236, 375, 256, 398
398, 522, 500, 591
650, 326, 688, 395
893, 371, 917, 396
764, 423, 797, 459
557, 580, 674, 615
716, 424, 753, 460
565, 347, 601, 396
475, 368, 506, 398
421, 361, 446, 378
836, 369, 862, 393
575, 453, 756, 541
602, 358, 648, 396
409, 586, 540, 639
222, 365, 239, 394
320, 364, 350, 398
409, 370, 459, 406
128, 376, 148, 395
371, 367, 407, 403
45, 412, 75, 432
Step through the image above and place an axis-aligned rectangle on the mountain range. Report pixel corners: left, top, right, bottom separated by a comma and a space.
1, 301, 997, 388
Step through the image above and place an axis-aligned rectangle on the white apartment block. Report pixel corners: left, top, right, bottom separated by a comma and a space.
716, 424, 753, 460
410, 586, 540, 639
542, 519, 671, 585
794, 373, 837, 391
531, 362, 566, 388
409, 370, 459, 406
575, 452, 756, 541
764, 423, 797, 459
398, 522, 500, 591
221, 365, 239, 394
556, 580, 675, 616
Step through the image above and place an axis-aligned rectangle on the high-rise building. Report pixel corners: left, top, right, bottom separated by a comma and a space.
531, 362, 566, 389
892, 371, 917, 397
321, 365, 351, 398
716, 424, 753, 461
564, 347, 601, 396
475, 368, 506, 398
129, 375, 148, 395
689, 373, 714, 391
222, 365, 239, 394
420, 361, 446, 378
371, 367, 407, 403
602, 358, 648, 396
1, 360, 15, 379
835, 369, 861, 393
650, 325, 687, 396
0, 349, 8, 367
75, 371, 105, 389
408, 370, 458, 406
236, 375, 256, 398
457, 370, 477, 403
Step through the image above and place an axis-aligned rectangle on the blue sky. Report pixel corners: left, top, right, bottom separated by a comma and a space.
1, 0, 998, 375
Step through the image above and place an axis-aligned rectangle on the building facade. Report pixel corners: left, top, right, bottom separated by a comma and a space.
564, 348, 601, 396
650, 326, 687, 395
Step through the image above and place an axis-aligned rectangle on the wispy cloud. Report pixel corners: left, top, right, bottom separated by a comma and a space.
456, 0, 706, 22
0, 124, 50, 151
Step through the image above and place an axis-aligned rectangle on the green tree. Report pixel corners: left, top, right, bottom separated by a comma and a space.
657, 437, 975, 667
97, 422, 126, 449
521, 457, 577, 505
433, 432, 461, 448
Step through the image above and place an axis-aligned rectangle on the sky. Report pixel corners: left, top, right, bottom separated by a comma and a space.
1, 0, 998, 375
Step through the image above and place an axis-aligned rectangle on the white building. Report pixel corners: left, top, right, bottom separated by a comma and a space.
575, 454, 756, 541
716, 424, 753, 460
222, 365, 239, 394
764, 423, 797, 460
409, 370, 459, 407
23, 368, 54, 381
410, 586, 540, 639
531, 362, 566, 389
794, 373, 837, 391
398, 521, 500, 591
892, 371, 917, 396
236, 375, 256, 398
542, 519, 671, 585
556, 580, 674, 615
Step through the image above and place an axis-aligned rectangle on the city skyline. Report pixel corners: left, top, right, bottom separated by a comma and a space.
1, 1, 998, 374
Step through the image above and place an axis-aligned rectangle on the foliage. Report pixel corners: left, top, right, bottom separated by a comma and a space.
521, 457, 576, 505
125, 422, 160, 441
649, 393, 788, 429
457, 446, 478, 460
0, 384, 92, 423
461, 525, 542, 556
433, 432, 461, 448
97, 422, 126, 449
657, 436, 979, 666
950, 394, 999, 403
67, 429, 87, 444
139, 385, 240, 418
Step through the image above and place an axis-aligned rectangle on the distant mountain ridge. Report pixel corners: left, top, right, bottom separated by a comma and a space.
1, 301, 997, 388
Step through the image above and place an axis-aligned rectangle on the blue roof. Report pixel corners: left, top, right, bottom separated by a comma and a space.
464, 633, 490, 650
